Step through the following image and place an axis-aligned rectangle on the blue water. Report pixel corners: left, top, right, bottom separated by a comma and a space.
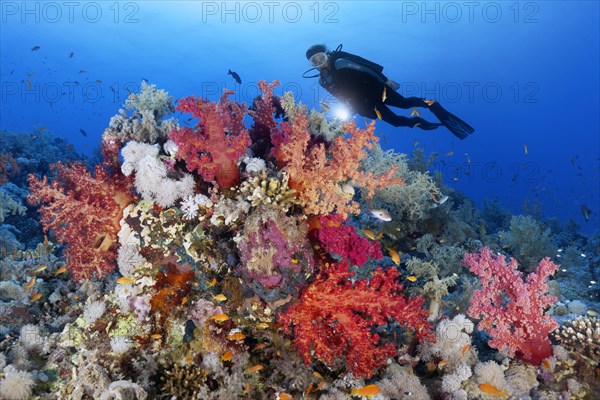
1, 1, 598, 234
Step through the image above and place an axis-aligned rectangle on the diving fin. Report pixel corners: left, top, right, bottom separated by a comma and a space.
428, 102, 475, 140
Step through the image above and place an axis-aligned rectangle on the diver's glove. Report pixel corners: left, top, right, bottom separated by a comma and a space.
385, 79, 400, 91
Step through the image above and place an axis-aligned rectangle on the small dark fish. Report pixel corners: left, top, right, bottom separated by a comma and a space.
66, 144, 74, 151
79, 70, 86, 74
69, 52, 74, 58
79, 128, 88, 137
95, 79, 102, 83
25, 79, 32, 89
227, 69, 242, 84
31, 45, 40, 51
141, 77, 148, 82
581, 205, 592, 222
110, 86, 116, 93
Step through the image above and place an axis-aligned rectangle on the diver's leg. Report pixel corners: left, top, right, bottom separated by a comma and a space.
383, 90, 429, 109
377, 104, 441, 129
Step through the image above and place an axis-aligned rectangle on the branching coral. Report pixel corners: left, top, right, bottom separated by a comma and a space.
500, 215, 557, 272
271, 102, 403, 217
279, 261, 433, 378
27, 162, 134, 281
464, 247, 559, 364
169, 89, 251, 189
551, 316, 599, 361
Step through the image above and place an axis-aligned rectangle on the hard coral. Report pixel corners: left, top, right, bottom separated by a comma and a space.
279, 261, 433, 379
169, 89, 251, 189
271, 110, 403, 217
27, 162, 134, 281
464, 247, 559, 364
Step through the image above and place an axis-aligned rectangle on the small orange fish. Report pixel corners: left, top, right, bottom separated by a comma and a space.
373, 106, 382, 120
413, 140, 420, 147
208, 313, 229, 323
446, 151, 454, 157
478, 383, 507, 399
523, 144, 528, 155
116, 277, 135, 285
410, 108, 421, 117
255, 322, 270, 329
426, 362, 437, 372
361, 229, 377, 241
150, 333, 162, 340
213, 294, 227, 302
221, 351, 234, 362
208, 278, 217, 286
542, 358, 551, 370
279, 393, 293, 400
33, 264, 48, 273
305, 383, 314, 396
316, 381, 326, 391
381, 86, 387, 103
244, 364, 263, 374
184, 356, 194, 364
43, 234, 49, 245
30, 293, 42, 303
406, 276, 417, 282
253, 343, 268, 351
387, 248, 401, 265
243, 384, 251, 394
319, 100, 330, 112
313, 371, 323, 380
24, 277, 36, 290
227, 332, 246, 342
461, 344, 471, 355
290, 257, 299, 264
437, 359, 449, 369
181, 296, 188, 306
66, 144, 74, 151
26, 79, 32, 89
350, 384, 381, 398
54, 266, 67, 275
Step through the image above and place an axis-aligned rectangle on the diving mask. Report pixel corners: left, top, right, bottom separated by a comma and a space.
308, 52, 329, 68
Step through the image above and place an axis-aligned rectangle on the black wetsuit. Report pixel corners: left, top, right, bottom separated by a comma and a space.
318, 50, 441, 130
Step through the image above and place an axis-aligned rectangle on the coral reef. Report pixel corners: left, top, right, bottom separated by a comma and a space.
1, 80, 598, 400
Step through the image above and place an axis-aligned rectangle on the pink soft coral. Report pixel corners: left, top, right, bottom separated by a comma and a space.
279, 261, 433, 378
27, 163, 134, 281
315, 214, 382, 267
169, 89, 251, 189
464, 247, 559, 364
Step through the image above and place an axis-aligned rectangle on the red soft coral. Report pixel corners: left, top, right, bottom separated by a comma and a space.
279, 261, 433, 378
316, 214, 382, 267
28, 163, 134, 281
464, 247, 559, 364
169, 89, 251, 188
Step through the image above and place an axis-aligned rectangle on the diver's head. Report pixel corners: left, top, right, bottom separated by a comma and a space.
306, 44, 329, 69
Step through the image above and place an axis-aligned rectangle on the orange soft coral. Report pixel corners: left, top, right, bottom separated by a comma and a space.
272, 114, 403, 218
27, 163, 134, 281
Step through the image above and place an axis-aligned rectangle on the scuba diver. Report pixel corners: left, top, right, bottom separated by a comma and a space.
304, 44, 475, 139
